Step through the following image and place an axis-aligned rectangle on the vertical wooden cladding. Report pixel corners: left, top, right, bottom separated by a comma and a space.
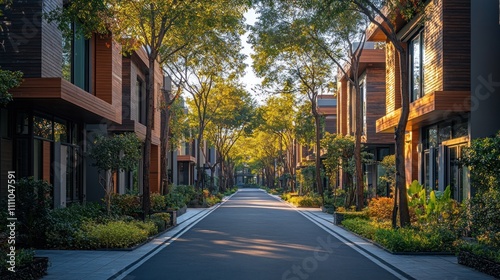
121, 57, 132, 120
385, 42, 401, 114
337, 78, 348, 135
365, 67, 392, 144
442, 0, 470, 91
423, 0, 444, 95
149, 144, 160, 193
41, 0, 62, 78
0, 0, 43, 77
94, 35, 122, 123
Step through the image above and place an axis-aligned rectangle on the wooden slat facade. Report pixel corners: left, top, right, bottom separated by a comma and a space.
442, 0, 470, 91
10, 78, 120, 123
364, 67, 393, 144
337, 77, 348, 135
376, 90, 470, 133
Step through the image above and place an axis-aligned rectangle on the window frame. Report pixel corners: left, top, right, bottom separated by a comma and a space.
409, 28, 425, 102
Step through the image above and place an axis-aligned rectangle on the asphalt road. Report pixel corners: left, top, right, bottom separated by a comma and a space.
123, 189, 400, 280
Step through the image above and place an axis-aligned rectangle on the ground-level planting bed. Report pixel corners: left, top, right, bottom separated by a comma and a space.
0, 257, 48, 280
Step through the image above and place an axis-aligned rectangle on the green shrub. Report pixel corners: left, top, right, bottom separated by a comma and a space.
150, 212, 171, 231
174, 185, 197, 204
0, 248, 34, 273
341, 218, 379, 240
205, 195, 221, 207
150, 193, 166, 212
45, 203, 106, 249
281, 192, 298, 201
110, 193, 141, 216
466, 188, 500, 248
374, 226, 455, 253
165, 191, 186, 210
82, 220, 151, 248
288, 195, 322, 207
336, 211, 369, 220
224, 187, 238, 196
15, 178, 53, 247
457, 240, 500, 263
131, 220, 158, 236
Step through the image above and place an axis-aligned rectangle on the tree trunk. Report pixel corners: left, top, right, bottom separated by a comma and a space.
353, 76, 364, 211
160, 92, 172, 195
395, 48, 411, 227
142, 57, 155, 217
312, 105, 324, 199
196, 131, 204, 190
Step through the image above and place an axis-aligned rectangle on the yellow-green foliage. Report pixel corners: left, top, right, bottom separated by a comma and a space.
367, 197, 394, 221
151, 212, 171, 225
82, 220, 155, 248
282, 192, 322, 207
205, 196, 222, 207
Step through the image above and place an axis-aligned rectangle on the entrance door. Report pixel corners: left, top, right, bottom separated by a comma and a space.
444, 143, 469, 202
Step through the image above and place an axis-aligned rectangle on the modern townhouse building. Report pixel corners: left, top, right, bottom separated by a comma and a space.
108, 47, 164, 196
294, 95, 337, 190
0, 0, 164, 206
1, 0, 121, 207
336, 43, 394, 197
368, 0, 500, 201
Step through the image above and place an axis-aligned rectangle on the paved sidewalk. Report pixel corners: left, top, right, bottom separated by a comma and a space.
36, 205, 221, 280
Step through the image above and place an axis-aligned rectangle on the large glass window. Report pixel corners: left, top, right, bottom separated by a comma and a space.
62, 23, 90, 92
410, 30, 424, 102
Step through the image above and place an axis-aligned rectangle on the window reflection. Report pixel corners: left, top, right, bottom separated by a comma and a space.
33, 116, 53, 140
54, 121, 68, 143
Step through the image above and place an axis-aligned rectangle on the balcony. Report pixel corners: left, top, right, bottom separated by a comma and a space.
376, 91, 470, 133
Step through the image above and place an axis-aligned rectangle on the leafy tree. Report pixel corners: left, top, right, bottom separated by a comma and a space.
166, 23, 247, 190
461, 131, 500, 192
205, 83, 257, 192
88, 133, 142, 214
0, 67, 23, 107
47, 0, 248, 216
294, 101, 316, 148
260, 93, 298, 191
250, 8, 335, 198
160, 81, 184, 194
297, 164, 316, 195
379, 154, 396, 197
321, 132, 372, 208
345, 0, 427, 226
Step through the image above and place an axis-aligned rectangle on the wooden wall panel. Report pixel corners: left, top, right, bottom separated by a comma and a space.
95, 36, 113, 103
149, 144, 160, 193
442, 0, 470, 91
337, 79, 348, 135
111, 40, 123, 121
365, 67, 393, 144
0, 1, 43, 77
385, 42, 401, 114
423, 0, 444, 94
121, 58, 132, 119
41, 0, 62, 78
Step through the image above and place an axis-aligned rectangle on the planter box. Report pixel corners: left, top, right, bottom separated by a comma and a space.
1, 256, 48, 280
458, 250, 500, 279
176, 205, 187, 216
333, 212, 344, 225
